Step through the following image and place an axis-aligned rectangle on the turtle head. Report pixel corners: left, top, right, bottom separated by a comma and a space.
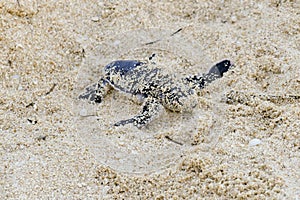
208, 59, 232, 77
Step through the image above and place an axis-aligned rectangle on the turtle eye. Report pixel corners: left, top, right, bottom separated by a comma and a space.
217, 60, 231, 67
216, 59, 232, 75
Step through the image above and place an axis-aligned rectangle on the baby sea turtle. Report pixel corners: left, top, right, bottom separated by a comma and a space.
79, 59, 232, 127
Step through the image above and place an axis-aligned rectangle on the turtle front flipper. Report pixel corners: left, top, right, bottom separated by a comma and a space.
114, 97, 163, 128
78, 78, 111, 103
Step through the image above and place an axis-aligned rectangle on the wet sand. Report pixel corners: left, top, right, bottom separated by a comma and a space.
1, 0, 299, 199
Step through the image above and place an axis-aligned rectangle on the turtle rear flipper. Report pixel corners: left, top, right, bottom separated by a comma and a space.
79, 78, 111, 104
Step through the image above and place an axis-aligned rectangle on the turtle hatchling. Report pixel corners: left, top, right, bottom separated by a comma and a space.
79, 59, 232, 127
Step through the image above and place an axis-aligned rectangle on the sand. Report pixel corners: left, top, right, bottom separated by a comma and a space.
1, 0, 299, 199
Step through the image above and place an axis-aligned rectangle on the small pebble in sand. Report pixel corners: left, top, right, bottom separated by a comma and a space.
91, 16, 100, 22
79, 108, 88, 116
248, 138, 262, 146
231, 15, 238, 23
113, 40, 121, 46
12, 74, 20, 79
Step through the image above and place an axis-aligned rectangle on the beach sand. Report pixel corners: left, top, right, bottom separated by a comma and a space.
1, 0, 299, 199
